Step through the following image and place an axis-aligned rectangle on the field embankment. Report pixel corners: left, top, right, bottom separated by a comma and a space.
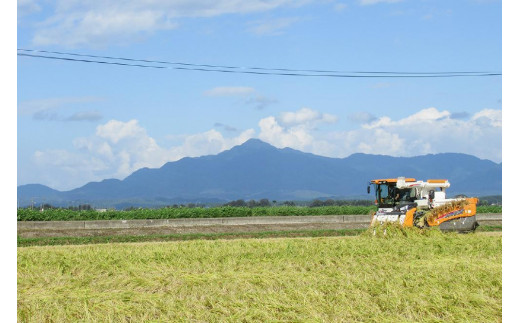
17, 213, 501, 246
18, 232, 501, 322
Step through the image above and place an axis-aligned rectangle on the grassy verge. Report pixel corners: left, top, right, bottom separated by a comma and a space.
18, 225, 500, 247
476, 225, 502, 232
18, 232, 502, 322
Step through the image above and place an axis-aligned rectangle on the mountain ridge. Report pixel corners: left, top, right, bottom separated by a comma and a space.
18, 139, 502, 208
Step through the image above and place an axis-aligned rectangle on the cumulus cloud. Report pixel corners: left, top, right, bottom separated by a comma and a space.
343, 107, 502, 160
471, 109, 501, 127
95, 119, 146, 144
278, 107, 338, 126
259, 116, 317, 151
33, 119, 255, 189
27, 0, 312, 47
29, 107, 502, 190
256, 107, 501, 162
356, 128, 404, 154
362, 107, 450, 129
257, 107, 338, 154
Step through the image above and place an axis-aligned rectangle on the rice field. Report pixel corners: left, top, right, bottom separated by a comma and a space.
18, 231, 501, 322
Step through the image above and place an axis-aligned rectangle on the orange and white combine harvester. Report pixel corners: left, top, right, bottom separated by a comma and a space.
367, 177, 479, 232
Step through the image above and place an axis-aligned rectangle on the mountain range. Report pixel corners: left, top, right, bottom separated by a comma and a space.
17, 139, 502, 208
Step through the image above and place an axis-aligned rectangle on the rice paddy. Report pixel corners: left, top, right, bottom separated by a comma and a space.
18, 231, 501, 322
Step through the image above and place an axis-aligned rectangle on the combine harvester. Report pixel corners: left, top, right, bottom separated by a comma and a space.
367, 177, 479, 232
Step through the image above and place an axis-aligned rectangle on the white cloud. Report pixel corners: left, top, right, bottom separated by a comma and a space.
279, 107, 338, 126
32, 119, 255, 189
362, 107, 450, 129
33, 9, 178, 47
471, 109, 501, 127
348, 128, 405, 155
279, 108, 319, 125
31, 149, 111, 190
95, 119, 146, 144
29, 0, 312, 47
346, 107, 502, 161
28, 107, 502, 190
258, 108, 338, 154
256, 107, 501, 162
248, 17, 302, 35
259, 116, 321, 151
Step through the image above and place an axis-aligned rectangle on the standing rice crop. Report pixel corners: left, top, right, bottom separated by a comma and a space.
18, 233, 501, 322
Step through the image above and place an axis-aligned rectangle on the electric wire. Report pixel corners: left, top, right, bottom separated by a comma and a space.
17, 49, 502, 78
18, 48, 496, 75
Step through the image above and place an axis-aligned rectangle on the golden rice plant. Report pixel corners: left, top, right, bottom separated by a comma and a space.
363, 221, 442, 238
18, 233, 502, 322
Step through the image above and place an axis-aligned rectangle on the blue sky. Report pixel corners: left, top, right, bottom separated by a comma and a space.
17, 0, 502, 191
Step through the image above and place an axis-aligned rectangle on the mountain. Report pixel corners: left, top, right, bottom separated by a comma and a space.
17, 139, 502, 208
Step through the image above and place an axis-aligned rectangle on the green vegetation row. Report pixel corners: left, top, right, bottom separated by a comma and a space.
17, 204, 501, 221
17, 205, 377, 221
18, 231, 502, 322
477, 205, 502, 213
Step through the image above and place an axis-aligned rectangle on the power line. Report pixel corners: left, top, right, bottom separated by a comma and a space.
17, 49, 502, 78
18, 48, 496, 75
18, 53, 168, 70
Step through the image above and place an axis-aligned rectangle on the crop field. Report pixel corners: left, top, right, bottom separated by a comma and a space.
18, 229, 501, 322
17, 205, 501, 221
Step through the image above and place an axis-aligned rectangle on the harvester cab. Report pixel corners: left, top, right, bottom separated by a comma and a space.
368, 177, 479, 232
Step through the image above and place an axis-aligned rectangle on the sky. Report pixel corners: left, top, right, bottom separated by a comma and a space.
16, 0, 503, 191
